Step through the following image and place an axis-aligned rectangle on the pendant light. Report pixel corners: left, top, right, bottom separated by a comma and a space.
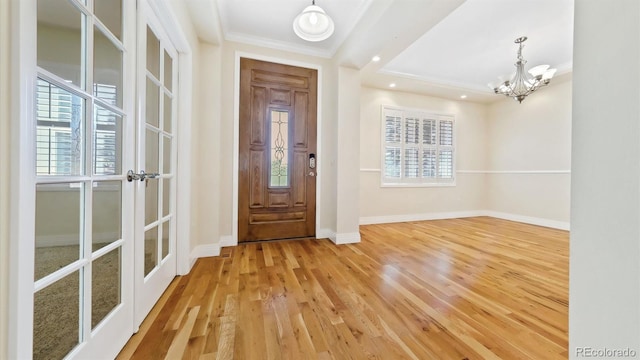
293, 0, 335, 42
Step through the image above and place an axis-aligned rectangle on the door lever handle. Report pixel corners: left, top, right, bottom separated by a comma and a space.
127, 170, 143, 182
127, 170, 160, 182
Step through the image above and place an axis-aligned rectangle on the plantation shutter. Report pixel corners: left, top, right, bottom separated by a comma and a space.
381, 106, 455, 185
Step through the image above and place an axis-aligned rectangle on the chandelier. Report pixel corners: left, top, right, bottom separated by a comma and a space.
293, 0, 335, 42
492, 36, 556, 103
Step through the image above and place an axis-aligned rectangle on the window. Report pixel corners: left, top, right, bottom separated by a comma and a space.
382, 106, 455, 186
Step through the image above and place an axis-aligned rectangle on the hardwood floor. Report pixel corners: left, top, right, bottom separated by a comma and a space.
117, 217, 568, 360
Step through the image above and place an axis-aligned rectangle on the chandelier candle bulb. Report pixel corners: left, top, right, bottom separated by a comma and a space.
492, 36, 556, 103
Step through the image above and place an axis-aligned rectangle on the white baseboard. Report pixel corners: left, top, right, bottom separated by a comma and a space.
359, 210, 569, 231
189, 243, 221, 269
317, 228, 335, 240
483, 210, 570, 231
332, 232, 361, 244
220, 235, 235, 247
359, 211, 484, 225
188, 236, 234, 270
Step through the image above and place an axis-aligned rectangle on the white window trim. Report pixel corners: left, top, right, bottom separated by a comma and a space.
380, 105, 456, 188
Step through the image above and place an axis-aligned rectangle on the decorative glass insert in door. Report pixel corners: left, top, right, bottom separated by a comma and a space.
270, 110, 289, 187
34, 0, 126, 358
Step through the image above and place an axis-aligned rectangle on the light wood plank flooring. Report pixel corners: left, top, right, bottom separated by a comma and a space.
118, 217, 568, 359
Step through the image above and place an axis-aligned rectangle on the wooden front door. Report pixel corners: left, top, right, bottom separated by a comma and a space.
239, 58, 317, 242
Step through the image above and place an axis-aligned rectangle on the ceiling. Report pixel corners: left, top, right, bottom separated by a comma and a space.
186, 0, 574, 103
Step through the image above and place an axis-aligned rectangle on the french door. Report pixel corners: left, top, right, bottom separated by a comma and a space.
31, 0, 135, 359
19, 0, 178, 358
133, 2, 178, 326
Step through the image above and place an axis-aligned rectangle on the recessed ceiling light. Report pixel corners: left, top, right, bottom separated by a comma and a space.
372, 55, 381, 62
389, 83, 396, 88
460, 95, 467, 99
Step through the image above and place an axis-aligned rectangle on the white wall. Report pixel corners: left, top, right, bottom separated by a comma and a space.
486, 79, 572, 228
0, 0, 10, 357
335, 66, 361, 242
191, 43, 221, 250
359, 87, 488, 223
570, 0, 640, 357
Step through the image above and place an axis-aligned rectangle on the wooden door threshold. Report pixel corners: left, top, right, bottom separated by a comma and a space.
240, 236, 317, 244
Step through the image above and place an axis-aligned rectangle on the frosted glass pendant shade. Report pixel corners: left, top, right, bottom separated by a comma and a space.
528, 64, 550, 77
293, 3, 335, 42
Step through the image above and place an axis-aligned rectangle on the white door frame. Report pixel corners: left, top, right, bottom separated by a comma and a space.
232, 52, 325, 245
8, 0, 37, 357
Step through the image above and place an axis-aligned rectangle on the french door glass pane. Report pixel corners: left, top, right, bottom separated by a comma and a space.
146, 78, 160, 127
33, 270, 80, 360
146, 26, 160, 78
36, 79, 85, 176
92, 247, 121, 329
94, 105, 122, 175
145, 178, 159, 226
163, 50, 173, 91
144, 227, 158, 276
92, 181, 121, 251
162, 135, 171, 174
145, 129, 159, 174
37, 0, 84, 88
94, 0, 122, 40
94, 26, 123, 108
162, 178, 170, 218
35, 183, 82, 281
162, 221, 169, 260
163, 93, 172, 133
